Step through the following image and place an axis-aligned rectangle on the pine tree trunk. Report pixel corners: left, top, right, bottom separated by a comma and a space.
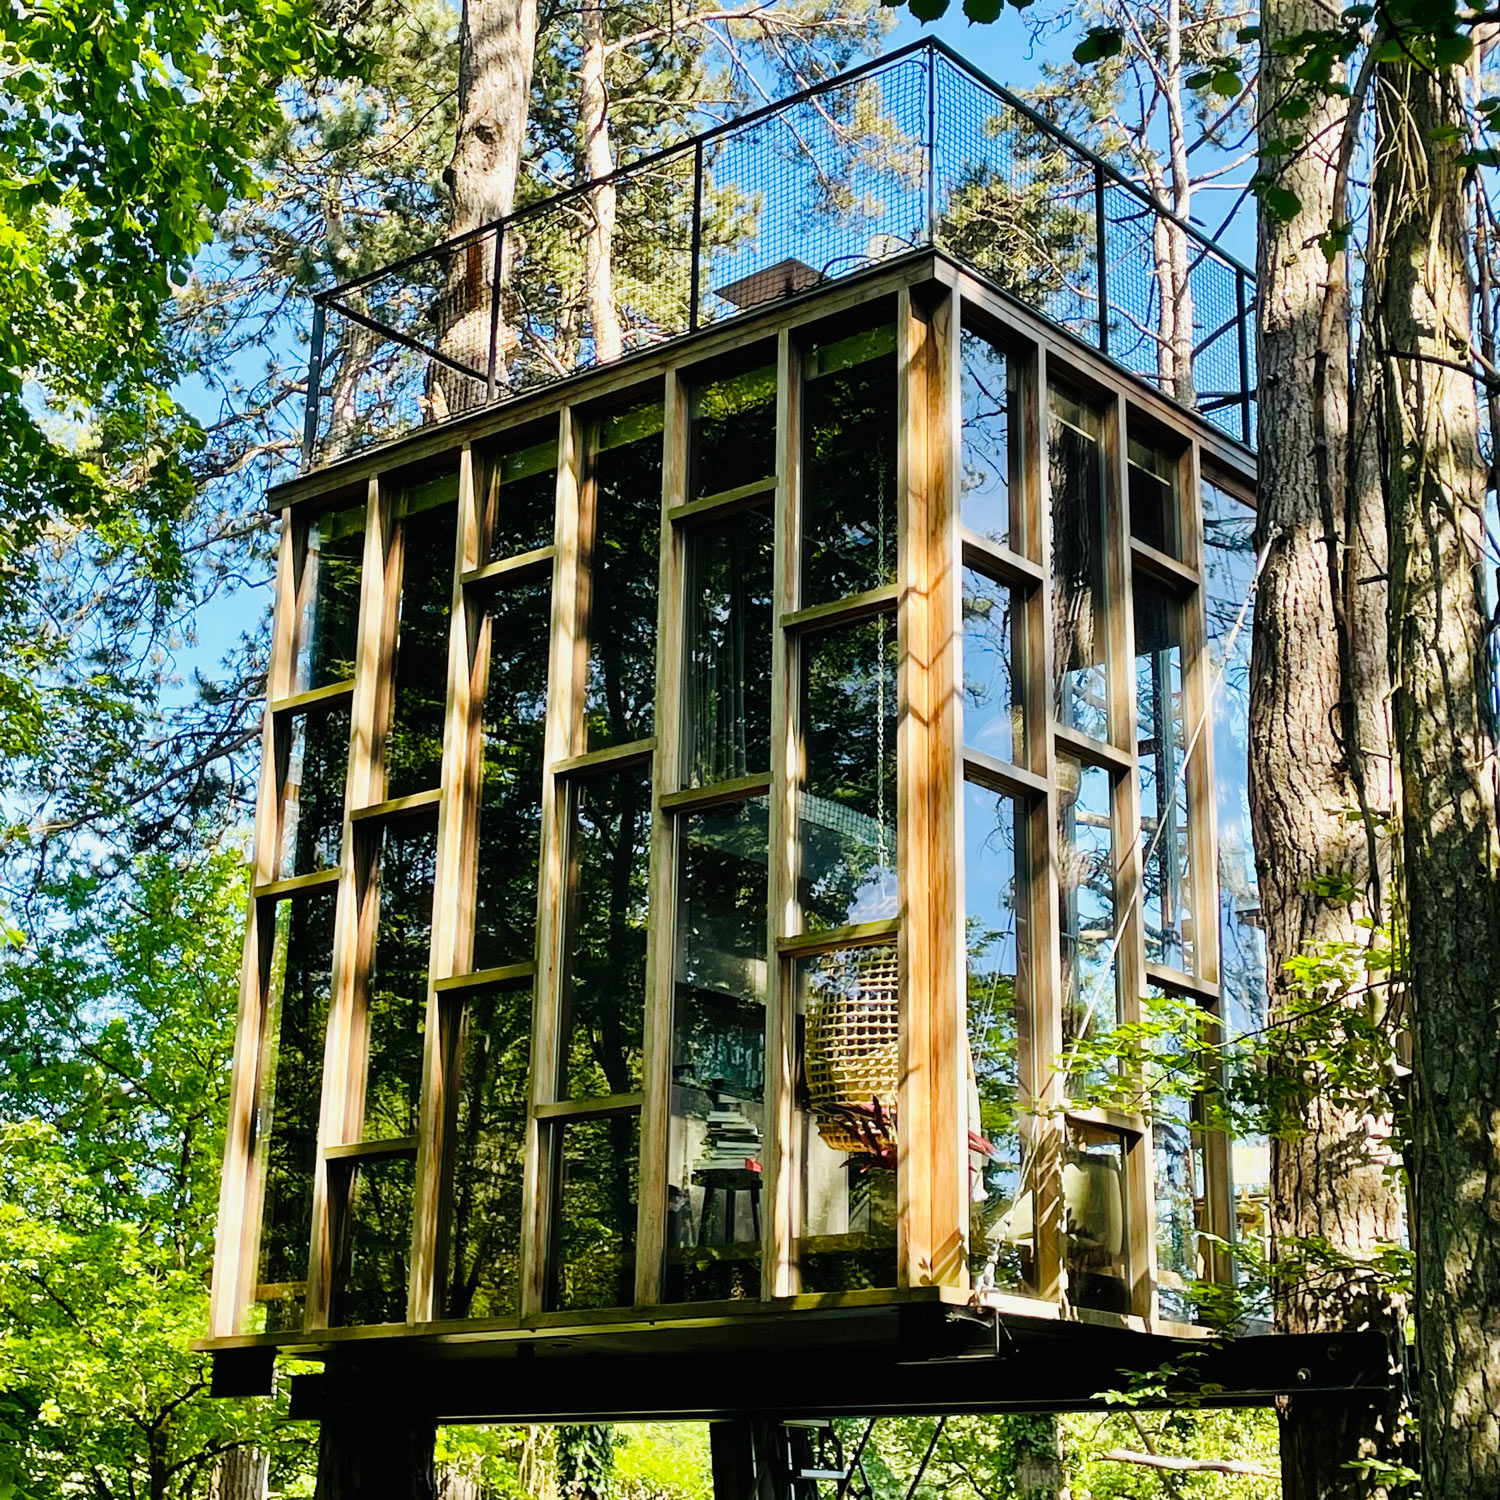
315, 1413, 438, 1500
1374, 56, 1500, 1500
579, 0, 622, 365
1013, 1415, 1068, 1500
1253, 5, 1408, 1496
212, 1446, 269, 1500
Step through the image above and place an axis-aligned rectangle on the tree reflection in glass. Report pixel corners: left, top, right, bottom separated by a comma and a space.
329, 1155, 413, 1326
550, 1114, 639, 1311
960, 328, 1019, 550
801, 324, 897, 607
1057, 756, 1117, 1099
487, 438, 556, 562
665, 799, 769, 1302
797, 615, 898, 931
560, 765, 652, 1099
964, 782, 1034, 1293
692, 365, 776, 497
279, 703, 349, 879
388, 476, 459, 798
962, 567, 1024, 766
1049, 387, 1110, 741
1128, 434, 1179, 557
295, 501, 364, 693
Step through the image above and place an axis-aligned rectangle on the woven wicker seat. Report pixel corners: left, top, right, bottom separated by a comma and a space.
804, 948, 900, 1152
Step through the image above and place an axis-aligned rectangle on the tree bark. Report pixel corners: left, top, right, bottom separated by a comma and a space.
1013, 1415, 1068, 1500
212, 1446, 269, 1500
316, 1413, 438, 1500
579, 0, 622, 365
1374, 55, 1500, 1500
1253, 5, 1408, 1496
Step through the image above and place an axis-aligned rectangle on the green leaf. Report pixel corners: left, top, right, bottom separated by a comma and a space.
1259, 182, 1303, 221
1073, 25, 1124, 62
961, 0, 1003, 19
1434, 32, 1473, 65
907, 0, 950, 16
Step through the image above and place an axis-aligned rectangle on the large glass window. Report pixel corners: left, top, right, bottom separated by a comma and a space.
964, 782, 1034, 1293
1128, 435, 1180, 557
793, 942, 899, 1292
1150, 989, 1209, 1324
388, 476, 459, 798
1057, 756, 1118, 1098
329, 1154, 414, 1327
962, 568, 1024, 766
665, 799, 769, 1303
801, 325, 898, 606
683, 507, 774, 787
253, 888, 337, 1331
559, 764, 652, 1100
960, 329, 1020, 550
586, 403, 662, 748
442, 983, 533, 1319
692, 365, 776, 496
1064, 1119, 1133, 1314
1134, 578, 1193, 971
363, 813, 438, 1141
1049, 387, 1110, 741
279, 703, 349, 879
294, 501, 364, 693
486, 437, 557, 562
472, 580, 551, 971
549, 1114, 640, 1311
797, 616, 899, 931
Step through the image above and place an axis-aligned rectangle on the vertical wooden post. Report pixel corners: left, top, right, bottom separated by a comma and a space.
315, 1414, 436, 1500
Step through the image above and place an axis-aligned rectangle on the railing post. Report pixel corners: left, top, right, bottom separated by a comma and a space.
925, 43, 938, 246
1236, 267, 1252, 446
487, 225, 506, 402
1094, 167, 1109, 358
690, 140, 704, 333
302, 299, 326, 470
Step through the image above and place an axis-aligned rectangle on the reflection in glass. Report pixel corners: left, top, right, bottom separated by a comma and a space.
1064, 1120, 1132, 1314
550, 1114, 639, 1311
561, 765, 652, 1099
255, 889, 336, 1331
666, 800, 769, 1303
1058, 757, 1117, 1098
1049, 387, 1110, 741
329, 1154, 413, 1326
962, 568, 1024, 764
280, 704, 349, 878
487, 438, 557, 562
1202, 481, 1269, 1279
473, 581, 550, 971
1152, 1000, 1207, 1324
364, 814, 437, 1140
802, 325, 897, 606
1135, 578, 1193, 970
586, 403, 662, 748
443, 985, 533, 1319
960, 329, 1018, 548
798, 615, 898, 931
692, 365, 776, 496
794, 943, 899, 1292
388, 477, 459, 798
1129, 435, 1179, 556
295, 501, 364, 693
964, 782, 1034, 1293
683, 507, 773, 787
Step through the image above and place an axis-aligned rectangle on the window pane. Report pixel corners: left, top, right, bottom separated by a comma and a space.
960, 328, 1018, 548
802, 325, 897, 606
962, 568, 1024, 764
666, 799, 769, 1303
683, 506, 774, 787
329, 1154, 413, 1327
1049, 387, 1110, 741
550, 1114, 639, 1311
1064, 1120, 1132, 1314
443, 985, 533, 1319
473, 581, 551, 971
1152, 996, 1207, 1324
586, 403, 662, 748
794, 943, 899, 1292
280, 703, 349, 879
1057, 756, 1117, 1099
692, 365, 776, 496
1135, 578, 1193, 970
388, 478, 459, 798
964, 782, 1035, 1294
561, 765, 652, 1098
295, 501, 364, 693
798, 615, 898, 931
1202, 481, 1269, 1278
254, 889, 336, 1332
1128, 435, 1179, 556
364, 815, 437, 1140
488, 438, 557, 562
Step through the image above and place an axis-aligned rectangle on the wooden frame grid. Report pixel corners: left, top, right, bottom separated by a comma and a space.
207, 252, 1261, 1357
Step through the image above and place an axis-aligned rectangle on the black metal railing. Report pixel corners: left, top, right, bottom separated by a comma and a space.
303, 40, 1256, 467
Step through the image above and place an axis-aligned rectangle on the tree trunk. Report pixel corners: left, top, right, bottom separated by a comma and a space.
1374, 55, 1500, 1500
316, 1413, 438, 1500
212, 1447, 269, 1500
1013, 1415, 1068, 1500
579, 0, 622, 365
1253, 5, 1408, 1497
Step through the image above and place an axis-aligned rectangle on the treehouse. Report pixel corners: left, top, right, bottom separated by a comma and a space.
202, 41, 1391, 1426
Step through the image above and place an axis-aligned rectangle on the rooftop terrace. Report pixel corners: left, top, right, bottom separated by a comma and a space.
302, 39, 1257, 468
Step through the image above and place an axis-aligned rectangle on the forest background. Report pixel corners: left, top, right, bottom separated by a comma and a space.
0, 0, 1436, 1490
